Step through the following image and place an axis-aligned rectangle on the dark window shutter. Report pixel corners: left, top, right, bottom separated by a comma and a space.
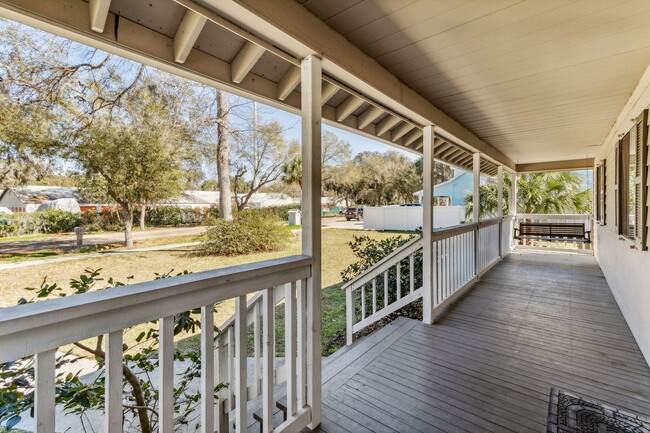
602, 158, 607, 225
615, 142, 620, 231
595, 165, 602, 223
634, 109, 648, 249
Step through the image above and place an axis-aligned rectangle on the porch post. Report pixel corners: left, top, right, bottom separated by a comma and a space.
422, 125, 435, 325
473, 153, 480, 276
301, 54, 322, 429
497, 165, 503, 257
511, 172, 518, 250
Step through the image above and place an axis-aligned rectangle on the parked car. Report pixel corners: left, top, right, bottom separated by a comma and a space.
399, 203, 423, 207
345, 207, 363, 221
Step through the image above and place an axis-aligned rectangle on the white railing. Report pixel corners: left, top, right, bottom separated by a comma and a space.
0, 255, 316, 433
342, 236, 423, 345
513, 214, 593, 252
343, 217, 510, 344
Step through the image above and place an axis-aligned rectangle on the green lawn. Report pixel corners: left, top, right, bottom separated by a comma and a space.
0, 228, 405, 356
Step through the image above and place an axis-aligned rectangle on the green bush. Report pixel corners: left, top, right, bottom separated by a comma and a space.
36, 209, 82, 233
145, 206, 203, 227
252, 205, 300, 221
197, 210, 291, 256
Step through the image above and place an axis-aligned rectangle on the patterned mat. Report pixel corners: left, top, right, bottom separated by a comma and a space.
548, 388, 650, 433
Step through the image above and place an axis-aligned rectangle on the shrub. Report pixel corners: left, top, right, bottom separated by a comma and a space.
251, 205, 300, 221
341, 234, 417, 282
145, 206, 201, 227
197, 210, 291, 256
36, 209, 82, 233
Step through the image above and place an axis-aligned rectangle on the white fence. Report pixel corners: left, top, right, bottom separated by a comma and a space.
363, 205, 466, 231
0, 255, 318, 433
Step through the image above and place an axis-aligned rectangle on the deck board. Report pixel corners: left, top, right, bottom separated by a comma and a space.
315, 251, 650, 432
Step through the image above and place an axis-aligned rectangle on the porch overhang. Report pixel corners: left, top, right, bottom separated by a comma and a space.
516, 158, 595, 173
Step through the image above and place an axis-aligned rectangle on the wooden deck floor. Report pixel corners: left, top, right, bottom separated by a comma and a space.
316, 251, 650, 433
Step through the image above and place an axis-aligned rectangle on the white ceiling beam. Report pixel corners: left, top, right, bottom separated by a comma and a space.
322, 81, 339, 105
376, 115, 401, 137
403, 129, 423, 147
89, 0, 111, 33
231, 41, 265, 84
391, 122, 416, 142
336, 95, 364, 122
278, 66, 301, 101
357, 105, 384, 129
173, 9, 208, 64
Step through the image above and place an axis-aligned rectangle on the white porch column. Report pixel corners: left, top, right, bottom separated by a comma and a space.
511, 172, 518, 251
497, 165, 504, 257
497, 166, 504, 218
301, 54, 322, 429
473, 153, 480, 276
422, 125, 435, 325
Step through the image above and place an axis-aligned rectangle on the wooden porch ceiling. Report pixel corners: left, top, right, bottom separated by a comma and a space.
296, 0, 650, 166
0, 0, 510, 176
316, 252, 650, 432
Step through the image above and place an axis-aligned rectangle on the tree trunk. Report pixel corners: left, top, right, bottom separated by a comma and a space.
216, 90, 232, 220
122, 204, 134, 247
139, 205, 146, 231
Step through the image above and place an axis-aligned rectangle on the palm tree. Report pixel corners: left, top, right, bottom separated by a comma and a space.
282, 156, 302, 188
464, 171, 592, 220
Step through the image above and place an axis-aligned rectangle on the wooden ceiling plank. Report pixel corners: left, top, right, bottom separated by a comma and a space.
322, 81, 339, 105
89, 0, 111, 33
391, 122, 416, 141
336, 95, 364, 122
357, 105, 384, 129
277, 66, 301, 100
403, 129, 424, 146
231, 41, 265, 83
376, 115, 401, 136
174, 9, 208, 64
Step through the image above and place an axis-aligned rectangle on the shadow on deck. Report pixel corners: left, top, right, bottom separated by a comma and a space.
316, 251, 650, 433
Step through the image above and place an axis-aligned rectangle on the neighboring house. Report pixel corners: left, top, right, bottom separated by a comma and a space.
413, 169, 473, 206
0, 186, 84, 213
245, 192, 300, 209
166, 190, 220, 209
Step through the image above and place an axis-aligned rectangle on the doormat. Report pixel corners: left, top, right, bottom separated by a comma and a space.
548, 388, 650, 433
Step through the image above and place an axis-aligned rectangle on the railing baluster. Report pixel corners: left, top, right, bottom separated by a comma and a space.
285, 282, 297, 416
361, 285, 366, 320
201, 305, 215, 433
159, 316, 174, 433
106, 330, 123, 433
262, 287, 275, 433
409, 253, 415, 293
297, 279, 307, 407
227, 326, 234, 411
396, 261, 401, 300
345, 286, 353, 346
34, 349, 56, 433
217, 333, 229, 433
384, 270, 389, 308
372, 278, 377, 315
253, 300, 261, 398
234, 295, 247, 432
445, 238, 451, 298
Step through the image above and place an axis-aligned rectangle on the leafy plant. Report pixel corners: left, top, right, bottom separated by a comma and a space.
0, 268, 225, 433
197, 210, 290, 256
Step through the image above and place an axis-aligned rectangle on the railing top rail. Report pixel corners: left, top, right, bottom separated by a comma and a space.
516, 213, 592, 220
0, 255, 312, 362
341, 235, 423, 290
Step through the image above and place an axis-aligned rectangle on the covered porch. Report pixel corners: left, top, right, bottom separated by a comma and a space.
321, 251, 650, 433
1, 1, 650, 432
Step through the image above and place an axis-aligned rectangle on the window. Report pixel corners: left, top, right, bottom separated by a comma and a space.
595, 162, 606, 225
616, 109, 648, 249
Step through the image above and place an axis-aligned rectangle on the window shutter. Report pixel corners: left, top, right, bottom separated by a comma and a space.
601, 159, 606, 225
595, 165, 602, 223
615, 142, 620, 232
634, 109, 648, 250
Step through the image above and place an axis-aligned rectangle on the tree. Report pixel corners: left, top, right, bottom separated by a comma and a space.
414, 158, 455, 186
75, 115, 184, 246
282, 156, 302, 188
232, 120, 299, 210
216, 90, 233, 220
463, 171, 592, 219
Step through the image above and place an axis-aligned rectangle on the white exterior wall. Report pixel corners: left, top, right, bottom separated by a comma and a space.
595, 72, 650, 365
363, 205, 465, 231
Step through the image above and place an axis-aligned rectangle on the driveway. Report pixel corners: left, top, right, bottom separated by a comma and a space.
0, 226, 207, 254
322, 217, 364, 230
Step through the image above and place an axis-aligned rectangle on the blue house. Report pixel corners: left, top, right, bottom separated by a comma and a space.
414, 169, 473, 206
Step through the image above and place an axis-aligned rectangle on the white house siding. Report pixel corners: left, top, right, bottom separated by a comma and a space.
595, 81, 650, 365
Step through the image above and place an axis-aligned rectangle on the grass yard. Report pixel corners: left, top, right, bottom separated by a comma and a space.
0, 228, 406, 356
